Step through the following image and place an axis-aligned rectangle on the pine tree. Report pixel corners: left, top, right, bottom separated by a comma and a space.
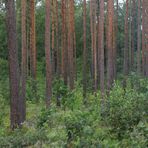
20, 0, 27, 122
123, 0, 129, 85
5, 0, 20, 129
45, 0, 52, 107
99, 0, 105, 97
107, 0, 114, 91
137, 0, 141, 74
83, 0, 87, 103
30, 0, 36, 79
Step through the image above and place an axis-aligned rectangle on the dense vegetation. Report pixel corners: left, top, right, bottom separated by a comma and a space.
0, 0, 148, 147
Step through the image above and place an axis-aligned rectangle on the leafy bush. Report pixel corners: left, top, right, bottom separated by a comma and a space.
0, 128, 47, 148
37, 106, 57, 128
0, 59, 8, 80
107, 81, 147, 138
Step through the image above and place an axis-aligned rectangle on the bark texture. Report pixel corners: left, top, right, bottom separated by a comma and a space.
5, 0, 20, 129
45, 0, 52, 107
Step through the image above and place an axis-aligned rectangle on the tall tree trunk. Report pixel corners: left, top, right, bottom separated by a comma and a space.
90, 0, 94, 88
131, 0, 136, 70
107, 0, 114, 91
45, 0, 52, 107
61, 0, 68, 84
129, 0, 132, 71
90, 0, 97, 92
30, 0, 36, 80
52, 0, 56, 75
72, 4, 77, 81
55, 0, 60, 76
68, 0, 74, 89
20, 0, 27, 122
142, 0, 148, 76
99, 0, 105, 97
113, 0, 118, 78
93, 0, 97, 92
83, 0, 87, 103
137, 0, 141, 74
5, 0, 20, 129
97, 17, 100, 89
123, 0, 129, 84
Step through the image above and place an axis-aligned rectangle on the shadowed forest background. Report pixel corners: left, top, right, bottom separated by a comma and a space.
0, 0, 148, 147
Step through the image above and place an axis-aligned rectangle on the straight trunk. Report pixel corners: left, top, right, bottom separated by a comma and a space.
131, 0, 136, 70
20, 0, 27, 122
45, 0, 52, 107
5, 0, 20, 129
107, 0, 114, 91
55, 0, 60, 76
99, 0, 105, 97
137, 0, 141, 74
61, 0, 68, 84
123, 0, 129, 80
83, 0, 87, 103
30, 0, 36, 79
68, 0, 74, 89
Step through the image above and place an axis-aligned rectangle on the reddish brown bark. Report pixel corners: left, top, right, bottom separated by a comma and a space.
90, 0, 94, 82
131, 0, 136, 70
90, 0, 97, 92
74, 32, 77, 79
20, 0, 27, 122
61, 0, 68, 84
55, 0, 60, 76
68, 0, 74, 89
45, 0, 52, 107
5, 0, 20, 129
30, 0, 36, 80
137, 0, 141, 74
99, 0, 105, 96
83, 0, 87, 102
107, 0, 114, 91
113, 0, 118, 78
124, 0, 129, 76
52, 0, 56, 75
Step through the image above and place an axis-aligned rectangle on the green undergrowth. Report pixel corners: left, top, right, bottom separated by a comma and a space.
0, 71, 148, 147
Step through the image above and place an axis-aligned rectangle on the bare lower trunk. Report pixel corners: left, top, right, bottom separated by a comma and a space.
5, 0, 20, 129
45, 0, 52, 107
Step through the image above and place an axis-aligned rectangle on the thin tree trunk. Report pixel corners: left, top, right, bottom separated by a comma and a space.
45, 0, 52, 107
68, 0, 74, 89
142, 0, 146, 75
61, 0, 68, 84
131, 0, 136, 70
99, 0, 105, 97
90, 0, 94, 87
83, 0, 87, 103
123, 0, 129, 85
107, 0, 114, 91
52, 0, 56, 75
30, 0, 36, 80
137, 0, 141, 74
93, 0, 97, 92
20, 0, 27, 122
142, 0, 148, 76
129, 0, 132, 71
55, 0, 60, 76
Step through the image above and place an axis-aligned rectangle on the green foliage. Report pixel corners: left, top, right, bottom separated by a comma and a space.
0, 59, 8, 80
0, 128, 47, 148
37, 106, 57, 128
107, 81, 147, 138
53, 78, 68, 98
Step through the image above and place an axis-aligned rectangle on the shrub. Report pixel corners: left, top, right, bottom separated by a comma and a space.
107, 81, 147, 138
